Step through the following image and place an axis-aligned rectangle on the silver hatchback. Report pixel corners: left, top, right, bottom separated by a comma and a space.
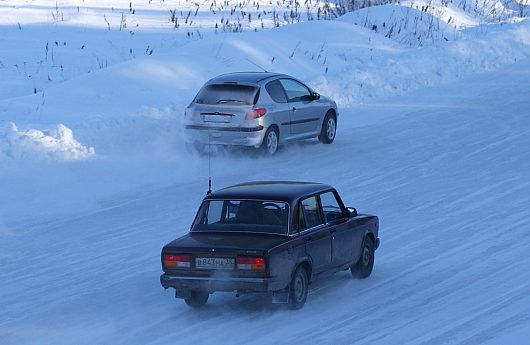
183, 72, 338, 155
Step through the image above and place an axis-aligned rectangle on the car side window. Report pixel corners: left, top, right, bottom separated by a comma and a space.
295, 203, 306, 233
299, 196, 324, 230
196, 200, 226, 225
319, 191, 346, 223
265, 80, 288, 103
279, 79, 311, 103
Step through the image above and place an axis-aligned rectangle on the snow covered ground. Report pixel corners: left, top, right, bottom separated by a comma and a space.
1, 0, 530, 344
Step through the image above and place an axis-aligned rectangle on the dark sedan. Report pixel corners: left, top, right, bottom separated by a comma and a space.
160, 181, 380, 309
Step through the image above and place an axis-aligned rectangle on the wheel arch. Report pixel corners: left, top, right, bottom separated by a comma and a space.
295, 259, 313, 284
319, 108, 336, 128
326, 108, 337, 118
364, 231, 376, 246
268, 123, 280, 140
262, 124, 280, 146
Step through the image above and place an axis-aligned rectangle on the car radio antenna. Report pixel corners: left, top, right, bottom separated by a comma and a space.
207, 132, 212, 195
246, 58, 268, 72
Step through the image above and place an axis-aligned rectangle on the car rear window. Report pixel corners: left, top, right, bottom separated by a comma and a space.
193, 84, 259, 105
192, 199, 289, 235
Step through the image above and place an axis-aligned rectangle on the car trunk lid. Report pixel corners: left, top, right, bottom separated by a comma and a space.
189, 104, 254, 125
164, 232, 286, 252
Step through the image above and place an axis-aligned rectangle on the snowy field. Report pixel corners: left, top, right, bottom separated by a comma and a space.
1, 0, 530, 344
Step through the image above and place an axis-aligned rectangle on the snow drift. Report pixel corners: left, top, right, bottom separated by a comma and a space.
0, 122, 95, 161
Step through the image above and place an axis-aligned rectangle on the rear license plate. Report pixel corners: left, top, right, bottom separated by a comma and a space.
195, 257, 235, 270
203, 115, 231, 123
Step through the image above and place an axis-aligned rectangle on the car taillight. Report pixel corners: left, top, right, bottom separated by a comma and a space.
237, 256, 266, 271
163, 254, 191, 268
245, 108, 267, 120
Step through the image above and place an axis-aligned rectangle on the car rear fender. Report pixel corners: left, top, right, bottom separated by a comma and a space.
353, 215, 379, 263
295, 258, 313, 283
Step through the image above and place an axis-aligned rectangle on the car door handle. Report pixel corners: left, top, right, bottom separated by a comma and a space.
292, 107, 297, 112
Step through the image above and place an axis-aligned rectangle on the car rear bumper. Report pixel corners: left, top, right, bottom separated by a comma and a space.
184, 124, 265, 147
160, 273, 271, 294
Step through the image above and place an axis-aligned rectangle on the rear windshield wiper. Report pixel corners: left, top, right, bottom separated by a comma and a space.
217, 99, 245, 104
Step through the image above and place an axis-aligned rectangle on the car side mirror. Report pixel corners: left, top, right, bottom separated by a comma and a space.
347, 207, 357, 217
300, 94, 313, 102
311, 92, 320, 100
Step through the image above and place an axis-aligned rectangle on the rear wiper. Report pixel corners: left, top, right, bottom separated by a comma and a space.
217, 99, 245, 104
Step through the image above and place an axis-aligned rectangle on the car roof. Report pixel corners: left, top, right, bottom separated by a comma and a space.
206, 181, 333, 203
207, 72, 289, 85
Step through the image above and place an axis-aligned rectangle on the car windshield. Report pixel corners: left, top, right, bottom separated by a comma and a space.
192, 199, 289, 235
193, 84, 259, 105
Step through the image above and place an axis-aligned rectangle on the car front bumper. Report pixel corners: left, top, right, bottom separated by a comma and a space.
184, 124, 265, 147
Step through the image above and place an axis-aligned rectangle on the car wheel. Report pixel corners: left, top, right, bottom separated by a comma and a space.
184, 290, 209, 308
319, 112, 336, 144
288, 266, 308, 310
261, 127, 279, 155
351, 237, 375, 279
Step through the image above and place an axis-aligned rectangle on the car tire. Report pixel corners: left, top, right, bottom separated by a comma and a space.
288, 266, 309, 310
184, 290, 209, 308
351, 237, 375, 279
261, 126, 279, 155
319, 111, 336, 144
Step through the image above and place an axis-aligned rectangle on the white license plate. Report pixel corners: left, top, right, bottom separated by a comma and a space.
195, 257, 235, 270
203, 115, 231, 123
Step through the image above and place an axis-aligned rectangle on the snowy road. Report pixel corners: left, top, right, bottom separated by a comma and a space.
1, 55, 530, 344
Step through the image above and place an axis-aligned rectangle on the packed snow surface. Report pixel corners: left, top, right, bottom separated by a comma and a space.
1, 0, 530, 344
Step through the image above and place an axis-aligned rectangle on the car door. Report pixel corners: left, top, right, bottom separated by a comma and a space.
299, 195, 332, 274
264, 80, 292, 138
278, 78, 321, 135
318, 190, 359, 267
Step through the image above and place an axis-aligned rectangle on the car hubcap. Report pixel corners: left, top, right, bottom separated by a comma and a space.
294, 274, 305, 301
362, 246, 371, 266
267, 131, 278, 154
326, 118, 336, 140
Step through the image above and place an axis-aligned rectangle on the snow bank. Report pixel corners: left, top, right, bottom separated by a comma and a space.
339, 4, 461, 46
0, 122, 95, 161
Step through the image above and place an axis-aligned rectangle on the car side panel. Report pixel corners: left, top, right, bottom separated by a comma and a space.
302, 226, 332, 274
266, 102, 292, 142
330, 219, 357, 267
350, 215, 380, 264
287, 100, 323, 135
267, 236, 306, 290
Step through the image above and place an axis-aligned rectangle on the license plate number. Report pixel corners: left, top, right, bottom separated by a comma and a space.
203, 115, 231, 123
195, 257, 235, 270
